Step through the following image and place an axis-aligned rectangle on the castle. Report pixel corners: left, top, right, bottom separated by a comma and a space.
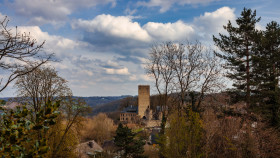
120, 85, 162, 127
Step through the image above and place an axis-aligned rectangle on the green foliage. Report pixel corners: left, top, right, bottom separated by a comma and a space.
114, 124, 146, 158
0, 100, 6, 106
0, 101, 60, 157
251, 21, 280, 126
158, 109, 204, 158
214, 7, 280, 127
213, 8, 261, 106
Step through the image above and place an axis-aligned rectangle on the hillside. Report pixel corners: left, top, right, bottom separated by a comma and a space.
77, 96, 130, 107
0, 96, 132, 115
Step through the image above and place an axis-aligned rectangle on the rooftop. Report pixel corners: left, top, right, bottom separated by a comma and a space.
121, 105, 138, 113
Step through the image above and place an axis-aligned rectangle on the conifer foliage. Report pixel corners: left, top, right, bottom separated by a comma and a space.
252, 21, 280, 126
214, 8, 280, 127
114, 124, 146, 158
213, 8, 261, 107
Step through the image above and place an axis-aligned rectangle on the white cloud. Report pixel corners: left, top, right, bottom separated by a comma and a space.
140, 74, 153, 82
82, 70, 94, 76
143, 20, 195, 41
124, 8, 138, 16
72, 14, 197, 49
8, 0, 116, 25
71, 8, 235, 51
194, 7, 236, 34
105, 67, 130, 75
16, 26, 85, 54
72, 14, 152, 42
106, 60, 120, 68
137, 0, 219, 13
129, 75, 138, 81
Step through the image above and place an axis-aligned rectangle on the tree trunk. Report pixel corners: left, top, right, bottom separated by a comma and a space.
246, 43, 250, 108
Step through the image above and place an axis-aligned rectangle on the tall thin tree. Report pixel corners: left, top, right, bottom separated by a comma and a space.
252, 21, 280, 126
213, 8, 261, 108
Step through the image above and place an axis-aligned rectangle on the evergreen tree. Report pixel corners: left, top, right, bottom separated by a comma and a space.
213, 8, 261, 107
252, 21, 280, 126
114, 124, 146, 158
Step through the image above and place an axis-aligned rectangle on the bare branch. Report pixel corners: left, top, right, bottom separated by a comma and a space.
145, 41, 225, 112
0, 17, 54, 93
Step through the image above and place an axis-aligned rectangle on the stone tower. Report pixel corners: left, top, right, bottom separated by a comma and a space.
138, 85, 150, 118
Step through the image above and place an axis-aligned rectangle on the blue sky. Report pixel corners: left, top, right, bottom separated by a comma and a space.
0, 0, 279, 97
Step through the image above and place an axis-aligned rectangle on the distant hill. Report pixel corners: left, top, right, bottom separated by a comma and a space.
0, 96, 132, 114
80, 96, 133, 116
77, 96, 131, 107
0, 97, 12, 102
90, 99, 122, 115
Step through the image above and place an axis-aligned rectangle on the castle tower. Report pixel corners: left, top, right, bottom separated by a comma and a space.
138, 85, 150, 118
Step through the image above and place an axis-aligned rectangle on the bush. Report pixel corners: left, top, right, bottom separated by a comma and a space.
0, 101, 60, 157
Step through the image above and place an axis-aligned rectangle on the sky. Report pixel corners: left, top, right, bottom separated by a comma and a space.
0, 0, 279, 97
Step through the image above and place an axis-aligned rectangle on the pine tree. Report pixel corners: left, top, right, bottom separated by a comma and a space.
213, 8, 261, 108
252, 21, 280, 126
114, 124, 146, 158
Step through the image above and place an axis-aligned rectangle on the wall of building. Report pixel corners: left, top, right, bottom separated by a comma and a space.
138, 85, 150, 118
146, 120, 161, 128
120, 112, 138, 123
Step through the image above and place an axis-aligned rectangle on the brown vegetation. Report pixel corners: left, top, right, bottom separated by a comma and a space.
202, 101, 280, 158
80, 113, 116, 144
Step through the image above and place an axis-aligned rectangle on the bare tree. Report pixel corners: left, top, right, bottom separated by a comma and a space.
0, 16, 53, 93
14, 66, 71, 112
146, 41, 224, 112
145, 42, 176, 113
171, 42, 202, 107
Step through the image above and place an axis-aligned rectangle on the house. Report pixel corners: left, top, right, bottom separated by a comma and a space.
76, 140, 103, 158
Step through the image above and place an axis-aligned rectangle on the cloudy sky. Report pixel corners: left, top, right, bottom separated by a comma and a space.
0, 0, 279, 97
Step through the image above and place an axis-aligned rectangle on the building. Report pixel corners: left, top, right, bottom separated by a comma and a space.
120, 85, 150, 123
120, 105, 139, 123
120, 85, 162, 126
138, 85, 150, 118
75, 140, 103, 158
